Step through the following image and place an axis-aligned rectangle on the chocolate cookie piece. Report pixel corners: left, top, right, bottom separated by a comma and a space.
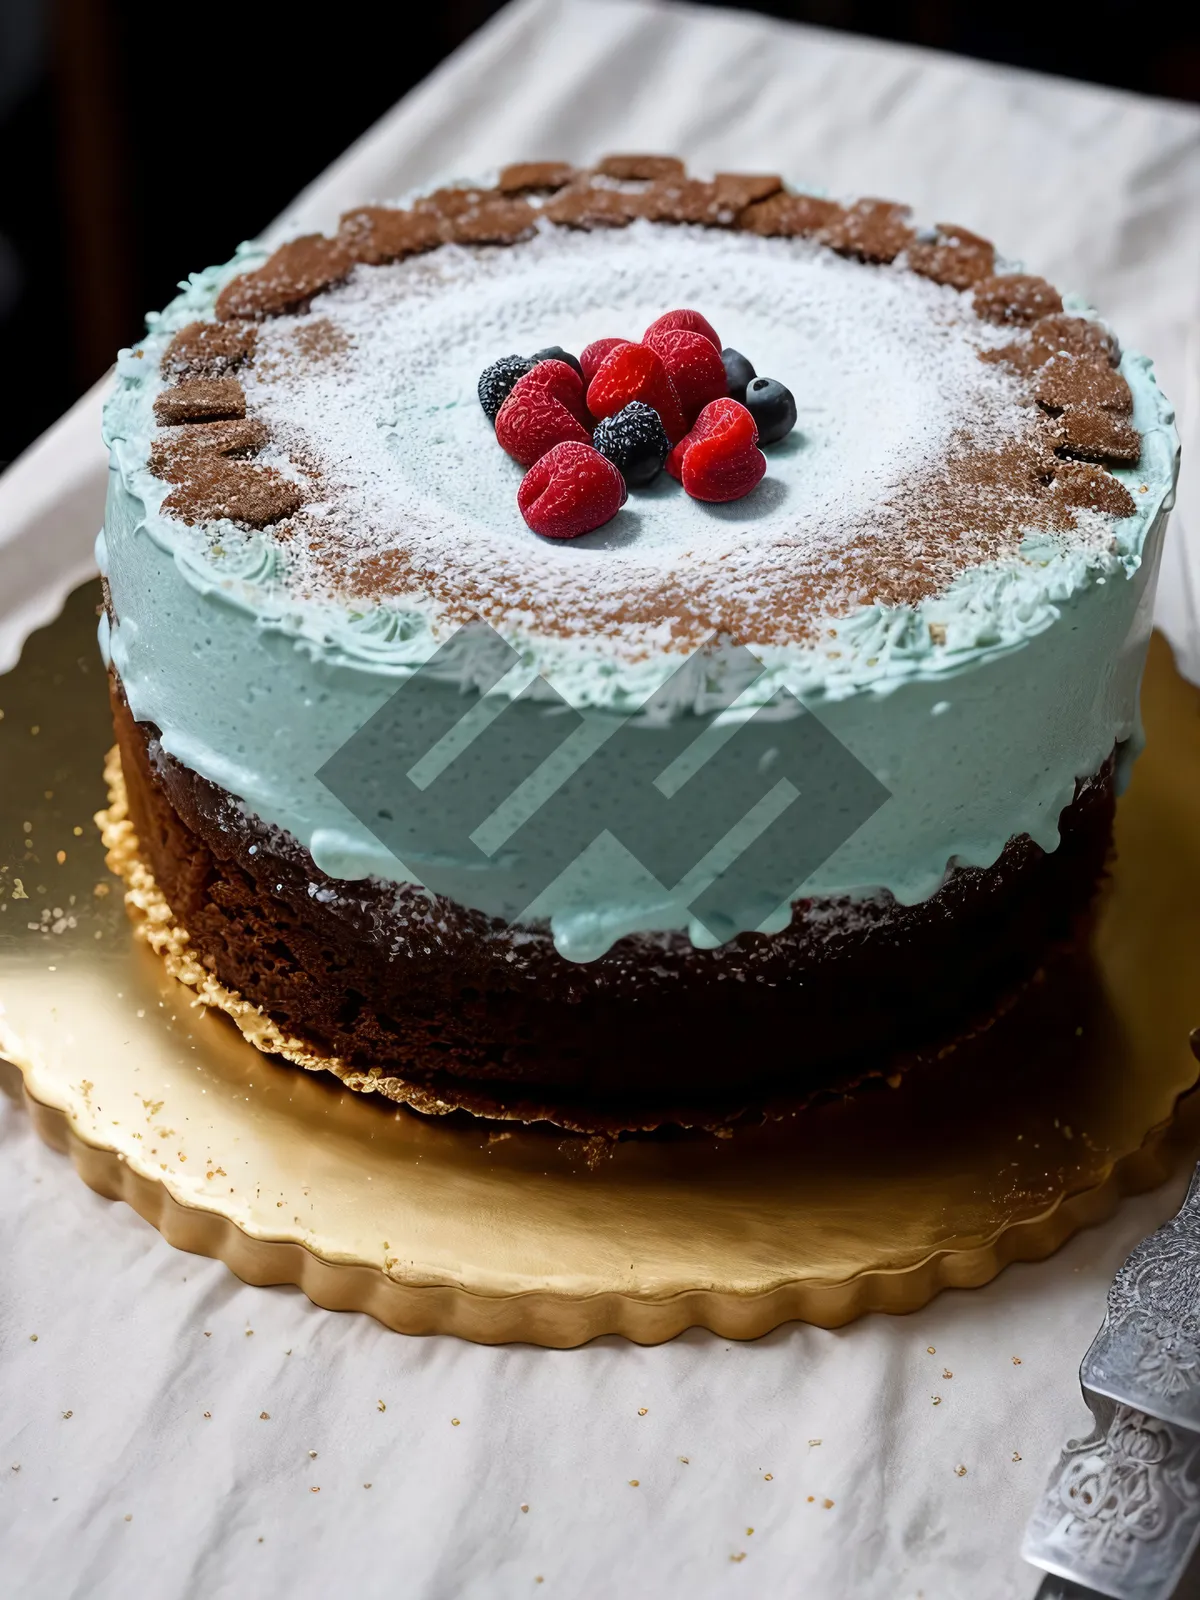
442, 196, 537, 245
149, 418, 269, 481
162, 458, 303, 528
1047, 407, 1141, 465
819, 198, 914, 264
641, 178, 735, 226
1049, 461, 1137, 519
215, 236, 353, 322
413, 186, 498, 218
161, 320, 257, 382
1034, 353, 1132, 415
595, 153, 685, 182
907, 223, 995, 290
642, 174, 783, 227
1029, 313, 1121, 369
973, 274, 1063, 327
338, 206, 442, 265
543, 181, 644, 229
713, 172, 783, 210
739, 191, 843, 237
497, 161, 576, 194
153, 378, 247, 425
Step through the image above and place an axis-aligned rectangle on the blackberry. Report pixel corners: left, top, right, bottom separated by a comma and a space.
592, 401, 670, 488
721, 348, 756, 403
743, 376, 797, 445
531, 345, 585, 382
478, 354, 534, 422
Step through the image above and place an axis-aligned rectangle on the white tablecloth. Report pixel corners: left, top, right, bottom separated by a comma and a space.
3, 3, 1200, 1595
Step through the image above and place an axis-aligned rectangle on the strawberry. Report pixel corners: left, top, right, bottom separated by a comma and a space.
643, 327, 727, 424
518, 441, 628, 538
666, 397, 766, 502
586, 344, 687, 444
580, 337, 631, 384
643, 308, 721, 350
495, 360, 591, 467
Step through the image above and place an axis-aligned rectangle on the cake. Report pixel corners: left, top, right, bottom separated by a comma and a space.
97, 156, 1179, 1130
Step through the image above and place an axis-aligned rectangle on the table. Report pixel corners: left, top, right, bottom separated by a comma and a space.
2, 2, 1199, 1594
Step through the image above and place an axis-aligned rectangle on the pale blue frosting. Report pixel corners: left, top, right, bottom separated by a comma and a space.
100, 225, 1179, 962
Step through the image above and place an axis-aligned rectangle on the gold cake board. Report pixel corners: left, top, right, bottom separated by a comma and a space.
2, 582, 1200, 1346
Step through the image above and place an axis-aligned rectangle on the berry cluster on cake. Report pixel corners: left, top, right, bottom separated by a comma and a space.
478, 306, 799, 535
98, 155, 1178, 1130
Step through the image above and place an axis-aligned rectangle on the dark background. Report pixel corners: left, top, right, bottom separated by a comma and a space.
2, 0, 1197, 468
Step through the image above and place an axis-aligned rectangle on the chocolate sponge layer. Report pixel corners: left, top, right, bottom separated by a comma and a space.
111, 674, 1114, 1128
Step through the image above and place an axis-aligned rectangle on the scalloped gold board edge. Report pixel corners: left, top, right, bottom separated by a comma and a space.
2, 584, 1199, 1345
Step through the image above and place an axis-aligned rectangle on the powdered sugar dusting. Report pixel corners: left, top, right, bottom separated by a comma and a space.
241, 220, 1097, 656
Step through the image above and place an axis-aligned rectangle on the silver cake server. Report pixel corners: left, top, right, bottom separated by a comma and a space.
1024, 1163, 1200, 1600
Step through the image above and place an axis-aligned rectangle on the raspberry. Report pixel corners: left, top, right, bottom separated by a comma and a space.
580, 337, 630, 384
643, 309, 721, 351
517, 441, 627, 539
666, 398, 766, 503
586, 343, 687, 444
495, 360, 591, 467
642, 327, 727, 425
521, 357, 592, 423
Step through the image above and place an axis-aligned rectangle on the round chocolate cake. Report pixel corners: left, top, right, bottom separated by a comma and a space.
98, 155, 1178, 1129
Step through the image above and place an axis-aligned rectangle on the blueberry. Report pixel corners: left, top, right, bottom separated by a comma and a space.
721, 348, 756, 402
592, 401, 670, 488
531, 345, 585, 383
478, 354, 534, 422
743, 376, 796, 445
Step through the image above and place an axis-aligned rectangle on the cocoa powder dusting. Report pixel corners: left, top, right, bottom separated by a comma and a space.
251, 317, 353, 382
307, 434, 1115, 656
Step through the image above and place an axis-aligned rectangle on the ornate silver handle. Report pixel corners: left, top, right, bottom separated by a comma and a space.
1024, 1164, 1200, 1599
1082, 1166, 1200, 1429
